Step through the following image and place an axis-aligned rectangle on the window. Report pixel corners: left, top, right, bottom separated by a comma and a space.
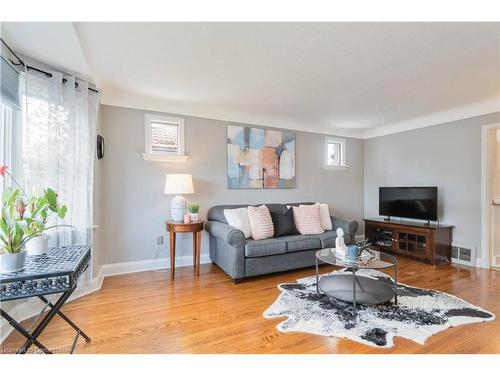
143, 114, 188, 162
325, 136, 348, 169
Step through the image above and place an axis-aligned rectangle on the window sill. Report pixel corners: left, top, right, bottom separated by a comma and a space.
142, 153, 189, 163
324, 165, 350, 170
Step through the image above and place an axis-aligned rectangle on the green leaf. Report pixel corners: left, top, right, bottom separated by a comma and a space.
17, 220, 29, 233
58, 205, 67, 219
2, 187, 14, 205
45, 188, 58, 210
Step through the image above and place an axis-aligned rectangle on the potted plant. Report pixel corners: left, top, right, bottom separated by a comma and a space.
187, 203, 200, 222
1, 165, 70, 272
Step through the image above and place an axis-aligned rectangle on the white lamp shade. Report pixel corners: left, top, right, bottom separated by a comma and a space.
164, 174, 194, 195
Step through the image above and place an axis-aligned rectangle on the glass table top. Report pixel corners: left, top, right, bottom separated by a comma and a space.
315, 248, 396, 270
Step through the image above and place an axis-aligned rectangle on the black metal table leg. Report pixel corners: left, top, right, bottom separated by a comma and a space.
0, 309, 52, 354
394, 261, 398, 305
37, 295, 91, 343
315, 257, 319, 294
17, 288, 74, 354
352, 269, 357, 315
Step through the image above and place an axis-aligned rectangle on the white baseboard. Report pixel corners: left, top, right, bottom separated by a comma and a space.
475, 258, 487, 269
100, 253, 210, 277
0, 253, 211, 344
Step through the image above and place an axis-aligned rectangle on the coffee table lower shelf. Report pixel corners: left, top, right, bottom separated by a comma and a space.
317, 274, 396, 305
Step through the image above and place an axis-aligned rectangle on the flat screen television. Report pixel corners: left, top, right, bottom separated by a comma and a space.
379, 187, 438, 221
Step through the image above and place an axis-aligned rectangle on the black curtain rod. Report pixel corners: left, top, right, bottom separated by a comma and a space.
24, 65, 100, 94
1, 38, 99, 94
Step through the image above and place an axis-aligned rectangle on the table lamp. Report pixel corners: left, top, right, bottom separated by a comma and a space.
164, 174, 194, 221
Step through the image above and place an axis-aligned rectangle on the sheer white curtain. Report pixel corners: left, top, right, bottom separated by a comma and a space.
21, 69, 99, 247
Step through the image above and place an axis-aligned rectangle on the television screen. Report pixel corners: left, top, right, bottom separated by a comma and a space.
379, 187, 438, 221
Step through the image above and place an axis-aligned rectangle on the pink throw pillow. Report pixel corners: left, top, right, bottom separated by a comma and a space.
247, 205, 275, 240
292, 205, 324, 235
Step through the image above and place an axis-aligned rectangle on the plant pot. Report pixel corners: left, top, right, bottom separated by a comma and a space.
346, 245, 359, 261
26, 234, 50, 256
189, 213, 199, 222
0, 250, 27, 273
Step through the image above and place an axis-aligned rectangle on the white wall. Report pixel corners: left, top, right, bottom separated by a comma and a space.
364, 112, 500, 262
98, 104, 365, 265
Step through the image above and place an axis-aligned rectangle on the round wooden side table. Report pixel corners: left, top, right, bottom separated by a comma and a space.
165, 220, 205, 279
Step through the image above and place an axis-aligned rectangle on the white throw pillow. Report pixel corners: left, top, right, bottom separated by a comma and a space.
318, 203, 333, 230
300, 203, 332, 230
224, 207, 252, 239
247, 205, 274, 240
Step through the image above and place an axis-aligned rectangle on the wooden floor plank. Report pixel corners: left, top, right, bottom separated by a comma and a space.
1, 256, 499, 354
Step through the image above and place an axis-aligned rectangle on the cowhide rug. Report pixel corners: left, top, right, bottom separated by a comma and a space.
263, 269, 495, 348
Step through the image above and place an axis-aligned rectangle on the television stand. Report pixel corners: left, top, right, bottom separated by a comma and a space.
364, 218, 453, 265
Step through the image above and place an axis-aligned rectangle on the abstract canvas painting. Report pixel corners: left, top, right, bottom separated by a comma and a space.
227, 125, 295, 189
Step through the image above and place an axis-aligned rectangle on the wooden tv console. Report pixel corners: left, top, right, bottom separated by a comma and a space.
363, 218, 453, 265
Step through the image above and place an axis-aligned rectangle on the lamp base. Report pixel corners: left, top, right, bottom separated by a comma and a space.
171, 195, 187, 222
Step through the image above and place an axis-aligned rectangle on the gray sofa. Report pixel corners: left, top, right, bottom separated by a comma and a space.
206, 202, 358, 282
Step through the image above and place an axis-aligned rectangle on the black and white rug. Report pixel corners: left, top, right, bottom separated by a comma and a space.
263, 269, 495, 348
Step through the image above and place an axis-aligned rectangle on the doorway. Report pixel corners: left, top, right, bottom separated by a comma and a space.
482, 124, 500, 270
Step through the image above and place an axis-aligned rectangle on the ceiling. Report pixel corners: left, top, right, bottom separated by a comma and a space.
2, 22, 499, 138
1, 22, 92, 80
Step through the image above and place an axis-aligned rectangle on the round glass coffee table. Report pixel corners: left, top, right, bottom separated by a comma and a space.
315, 248, 398, 315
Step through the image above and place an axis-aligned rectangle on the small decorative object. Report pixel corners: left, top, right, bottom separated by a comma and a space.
187, 202, 200, 222
0, 250, 27, 273
355, 239, 377, 264
183, 213, 192, 224
164, 174, 194, 222
346, 245, 359, 261
0, 165, 71, 272
334, 228, 347, 257
97, 134, 105, 159
227, 125, 296, 189
25, 233, 50, 256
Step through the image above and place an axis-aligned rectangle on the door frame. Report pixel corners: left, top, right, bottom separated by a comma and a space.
480, 122, 500, 269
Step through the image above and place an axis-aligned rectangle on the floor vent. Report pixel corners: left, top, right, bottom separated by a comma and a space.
451, 245, 476, 267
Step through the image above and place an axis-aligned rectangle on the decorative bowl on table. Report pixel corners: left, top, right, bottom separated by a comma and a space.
332, 244, 377, 265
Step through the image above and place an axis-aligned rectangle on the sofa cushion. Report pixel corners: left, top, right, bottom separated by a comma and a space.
248, 205, 274, 240
292, 205, 324, 235
300, 203, 332, 230
316, 230, 338, 248
318, 203, 333, 230
245, 238, 288, 258
316, 230, 353, 248
270, 207, 299, 237
208, 203, 314, 224
224, 207, 252, 238
280, 235, 322, 253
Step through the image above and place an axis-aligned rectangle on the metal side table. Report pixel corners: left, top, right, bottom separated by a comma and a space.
1, 245, 91, 354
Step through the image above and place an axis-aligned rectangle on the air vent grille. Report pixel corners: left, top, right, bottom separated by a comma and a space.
451, 245, 476, 267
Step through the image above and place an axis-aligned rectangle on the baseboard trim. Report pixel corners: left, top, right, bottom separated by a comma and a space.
0, 253, 211, 343
100, 253, 210, 277
493, 255, 500, 268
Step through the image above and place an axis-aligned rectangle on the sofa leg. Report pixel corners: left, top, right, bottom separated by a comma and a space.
234, 278, 243, 284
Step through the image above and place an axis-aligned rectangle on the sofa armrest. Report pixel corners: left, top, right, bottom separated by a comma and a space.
331, 216, 358, 238
205, 221, 245, 248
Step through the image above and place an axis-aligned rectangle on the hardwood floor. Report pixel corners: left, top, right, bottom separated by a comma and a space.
2, 257, 500, 354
